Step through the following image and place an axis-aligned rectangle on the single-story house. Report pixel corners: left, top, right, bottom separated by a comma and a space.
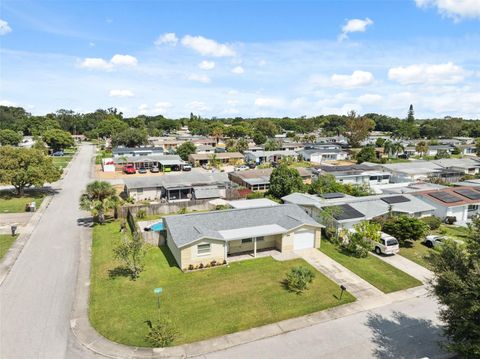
244, 150, 298, 164
124, 172, 230, 202
282, 192, 435, 231
413, 186, 480, 224
113, 154, 185, 171
163, 204, 323, 269
431, 158, 480, 176
112, 146, 164, 158
195, 144, 215, 154
281, 142, 304, 151
229, 167, 313, 192
316, 164, 391, 187
189, 152, 244, 167
298, 146, 348, 163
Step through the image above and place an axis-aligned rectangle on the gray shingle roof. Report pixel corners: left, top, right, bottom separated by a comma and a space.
124, 172, 229, 190
164, 204, 322, 248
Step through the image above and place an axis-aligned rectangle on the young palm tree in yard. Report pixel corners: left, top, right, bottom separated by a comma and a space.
80, 181, 119, 224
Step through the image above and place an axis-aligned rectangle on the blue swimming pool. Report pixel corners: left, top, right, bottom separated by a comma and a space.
150, 222, 165, 231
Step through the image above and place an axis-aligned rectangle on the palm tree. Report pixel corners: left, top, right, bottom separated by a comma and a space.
391, 142, 405, 158
80, 181, 119, 224
383, 140, 393, 158
208, 153, 221, 169
415, 141, 429, 158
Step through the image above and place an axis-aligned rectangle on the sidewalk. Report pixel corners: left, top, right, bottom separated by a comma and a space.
70, 238, 429, 358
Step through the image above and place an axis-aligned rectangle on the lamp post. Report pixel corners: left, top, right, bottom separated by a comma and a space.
154, 287, 163, 309
11, 225, 17, 237
339, 285, 347, 300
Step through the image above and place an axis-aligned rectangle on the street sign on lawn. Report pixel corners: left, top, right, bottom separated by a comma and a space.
154, 287, 163, 309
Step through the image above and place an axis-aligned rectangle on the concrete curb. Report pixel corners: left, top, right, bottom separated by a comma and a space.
0, 194, 54, 286
70, 227, 431, 358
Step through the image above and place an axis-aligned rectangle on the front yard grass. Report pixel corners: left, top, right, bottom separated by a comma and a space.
52, 155, 73, 169
433, 224, 469, 242
399, 241, 433, 270
89, 221, 356, 347
320, 241, 422, 293
0, 190, 45, 213
0, 234, 18, 259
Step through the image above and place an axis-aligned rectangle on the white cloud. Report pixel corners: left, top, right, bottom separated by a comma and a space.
139, 102, 172, 115
258, 59, 267, 66
198, 60, 215, 70
109, 89, 135, 97
339, 18, 373, 41
154, 32, 178, 46
79, 58, 112, 70
232, 66, 245, 74
181, 35, 236, 57
0, 19, 12, 35
388, 62, 467, 85
0, 99, 17, 106
358, 94, 383, 105
254, 97, 284, 108
186, 101, 210, 112
79, 54, 137, 70
330, 70, 375, 88
110, 54, 138, 66
415, 0, 480, 20
187, 73, 211, 83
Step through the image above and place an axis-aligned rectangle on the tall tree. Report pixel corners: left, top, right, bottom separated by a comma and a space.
0, 129, 22, 146
176, 141, 196, 161
80, 181, 119, 224
268, 164, 305, 198
235, 138, 249, 153
415, 141, 429, 157
344, 111, 374, 147
42, 128, 74, 151
427, 215, 480, 357
407, 104, 415, 123
0, 147, 62, 196
111, 128, 148, 148
264, 139, 280, 151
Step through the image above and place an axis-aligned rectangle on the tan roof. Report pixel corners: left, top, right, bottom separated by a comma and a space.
189, 152, 244, 160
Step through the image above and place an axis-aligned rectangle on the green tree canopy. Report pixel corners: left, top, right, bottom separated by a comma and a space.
42, 128, 74, 151
356, 145, 377, 164
111, 128, 149, 148
268, 164, 305, 198
382, 215, 429, 244
252, 132, 267, 145
427, 215, 480, 357
264, 139, 280, 151
176, 141, 196, 161
0, 129, 22, 146
0, 147, 62, 196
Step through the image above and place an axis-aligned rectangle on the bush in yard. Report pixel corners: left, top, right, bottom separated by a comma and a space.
445, 216, 457, 225
145, 317, 178, 347
285, 266, 316, 294
421, 216, 442, 230
113, 232, 146, 280
135, 209, 147, 219
342, 221, 381, 258
382, 215, 429, 245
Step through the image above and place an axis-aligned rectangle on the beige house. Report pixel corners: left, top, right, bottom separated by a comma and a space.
163, 204, 323, 270
188, 152, 244, 167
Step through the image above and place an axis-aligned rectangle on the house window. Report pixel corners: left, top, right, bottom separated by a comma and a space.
197, 243, 211, 255
468, 205, 478, 212
256, 236, 264, 241
241, 238, 252, 244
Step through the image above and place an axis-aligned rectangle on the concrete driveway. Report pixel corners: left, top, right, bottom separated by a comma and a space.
0, 144, 97, 359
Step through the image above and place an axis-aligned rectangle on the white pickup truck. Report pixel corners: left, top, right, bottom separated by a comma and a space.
373, 232, 400, 255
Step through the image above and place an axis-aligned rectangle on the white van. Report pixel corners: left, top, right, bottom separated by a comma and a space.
373, 232, 399, 255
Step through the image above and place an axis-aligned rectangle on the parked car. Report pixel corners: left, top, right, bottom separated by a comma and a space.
138, 167, 147, 174
424, 235, 446, 248
150, 166, 160, 173
183, 164, 192, 171
235, 165, 249, 171
373, 232, 400, 255
123, 164, 136, 174
51, 151, 64, 156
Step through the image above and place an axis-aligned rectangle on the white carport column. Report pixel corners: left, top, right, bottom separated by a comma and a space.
253, 237, 257, 257
224, 242, 228, 263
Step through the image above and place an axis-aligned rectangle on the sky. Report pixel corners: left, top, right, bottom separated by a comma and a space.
0, 0, 480, 119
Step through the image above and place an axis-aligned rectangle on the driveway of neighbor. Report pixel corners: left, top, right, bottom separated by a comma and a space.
0, 144, 95, 359
372, 252, 433, 284
295, 248, 385, 301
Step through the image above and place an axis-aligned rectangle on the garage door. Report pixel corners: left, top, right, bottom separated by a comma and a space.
293, 229, 315, 250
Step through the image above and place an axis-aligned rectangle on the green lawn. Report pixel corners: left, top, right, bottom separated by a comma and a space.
95, 150, 113, 164
320, 241, 422, 293
383, 158, 411, 163
89, 221, 356, 347
434, 224, 469, 242
52, 155, 73, 169
399, 241, 434, 270
0, 234, 18, 259
289, 161, 312, 168
0, 191, 45, 213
